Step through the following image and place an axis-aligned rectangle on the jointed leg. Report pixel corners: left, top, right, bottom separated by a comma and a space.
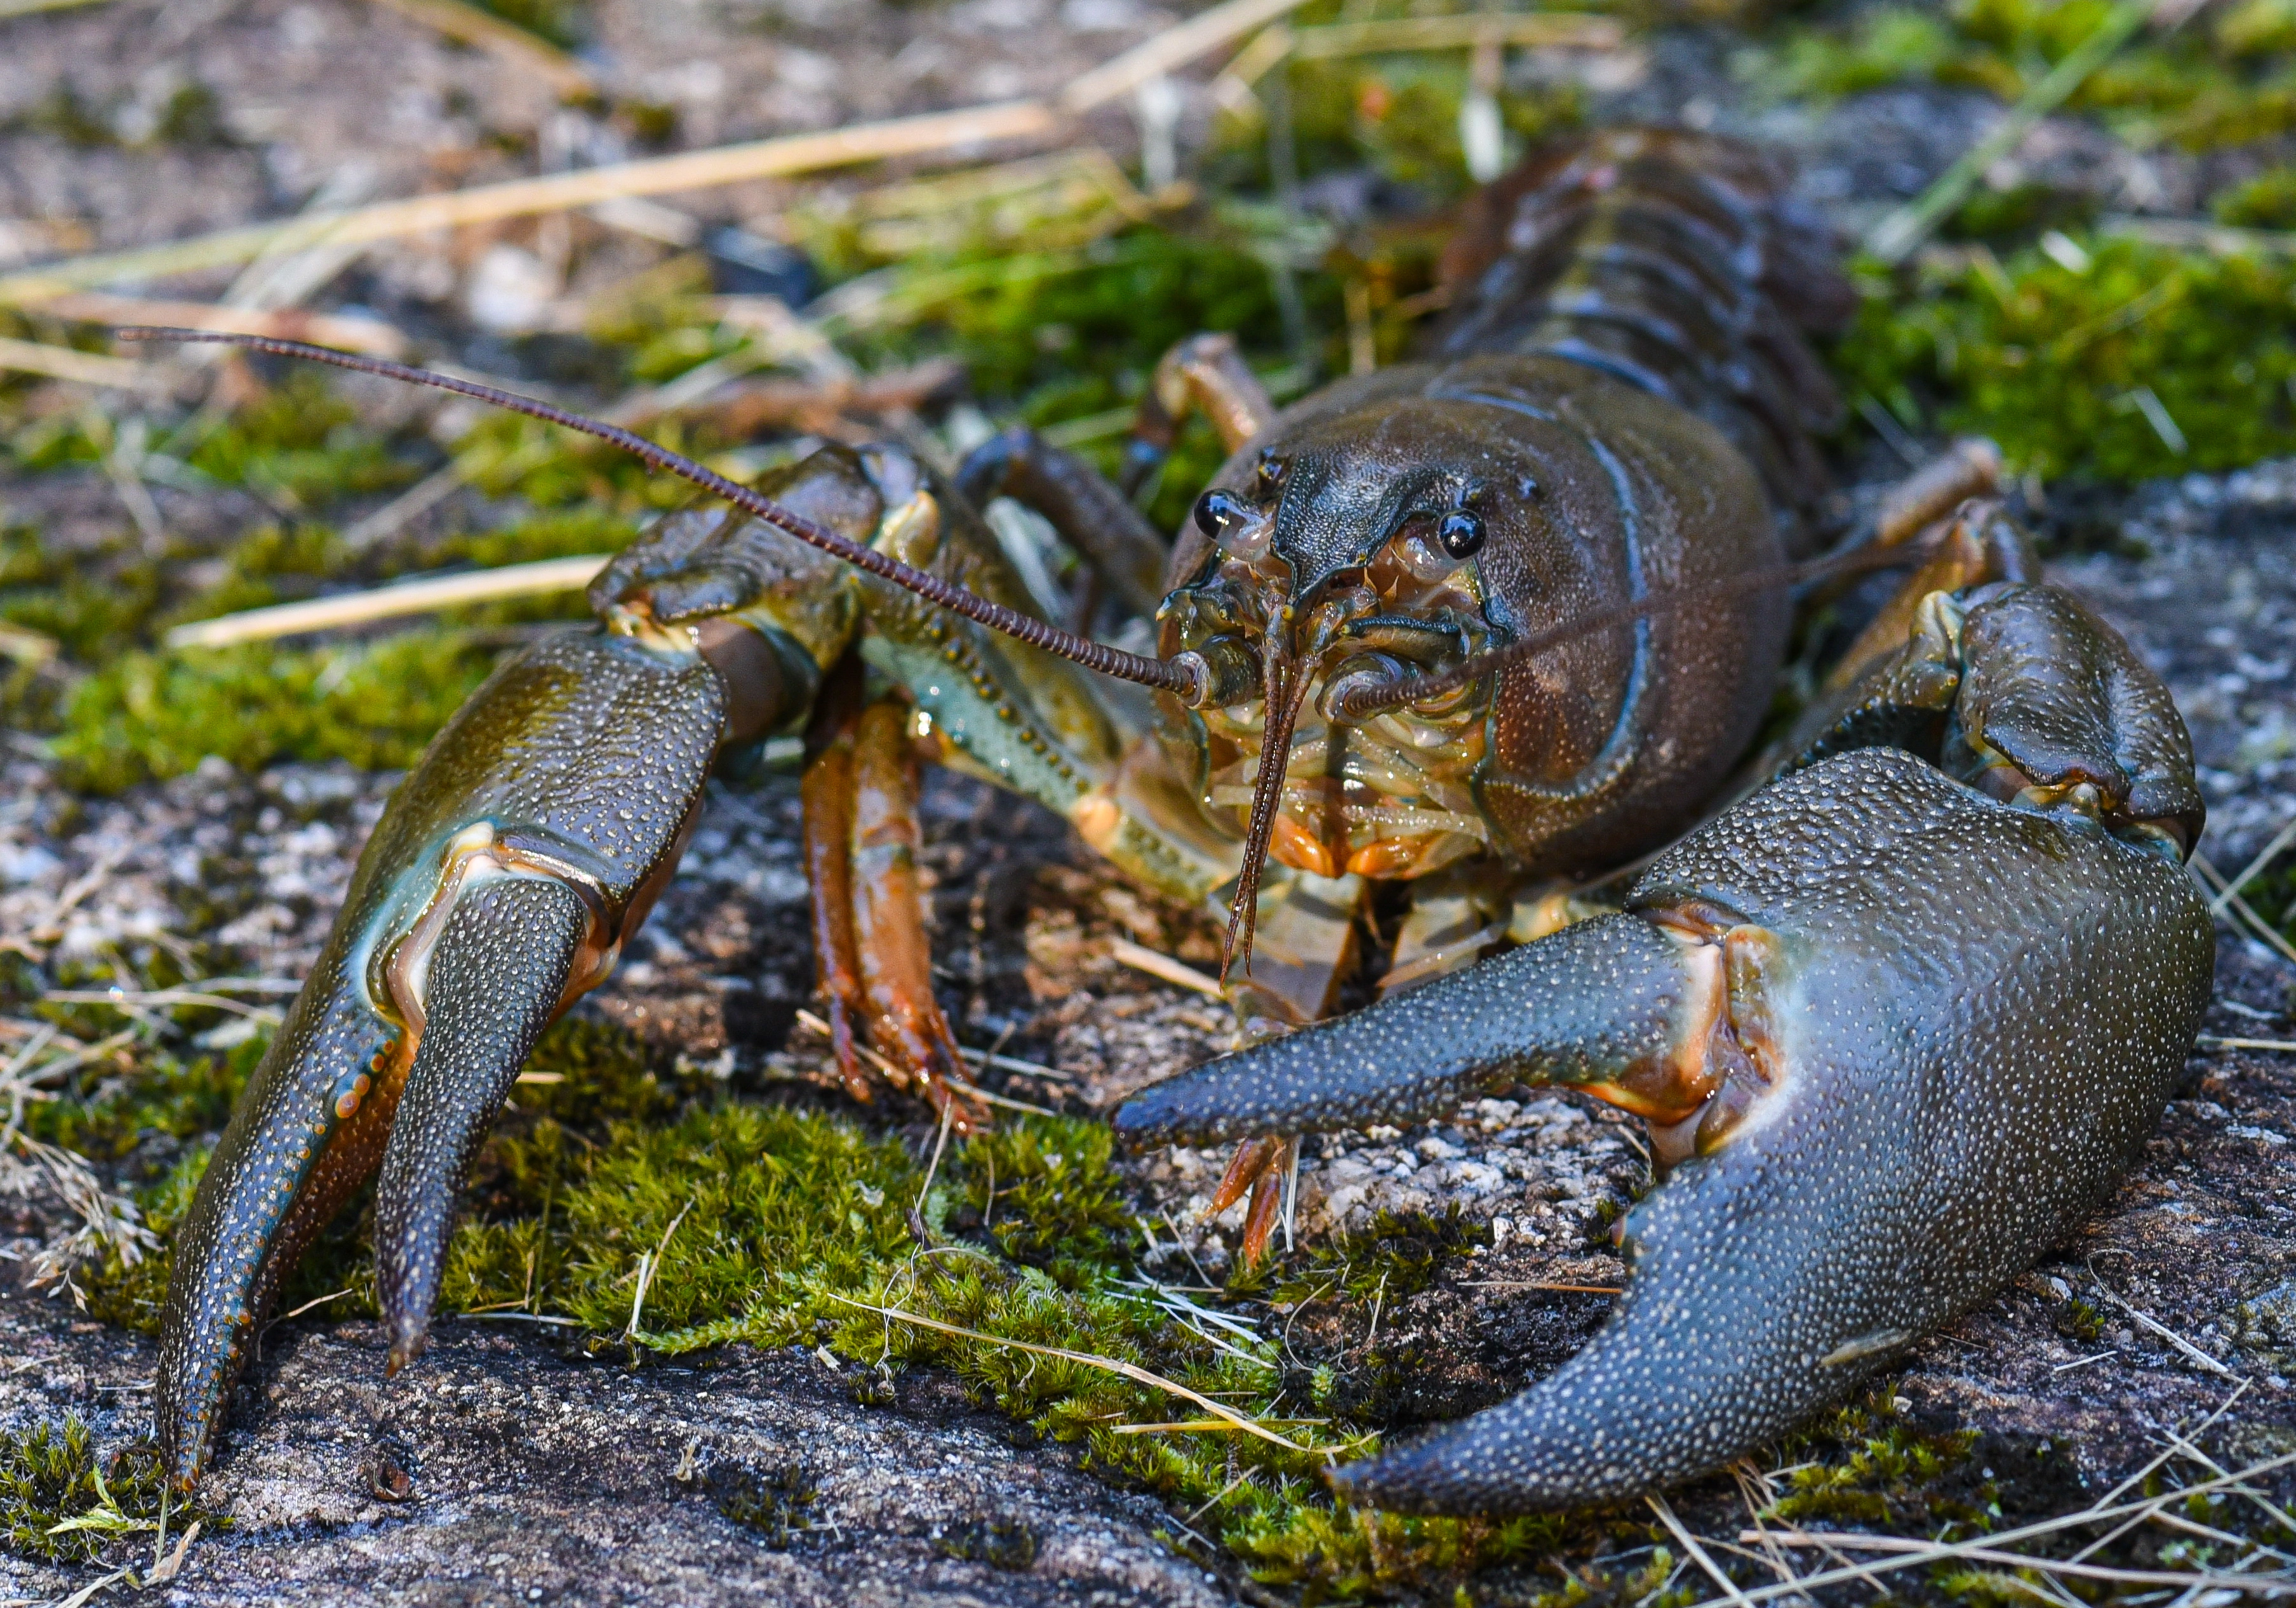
801, 654, 987, 1133
953, 429, 1171, 620
1121, 332, 1278, 498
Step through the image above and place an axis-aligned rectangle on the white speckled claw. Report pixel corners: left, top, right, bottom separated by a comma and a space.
375, 876, 591, 1375
155, 627, 730, 1487
1120, 749, 2214, 1512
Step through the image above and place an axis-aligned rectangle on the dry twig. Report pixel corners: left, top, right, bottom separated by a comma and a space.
825, 1293, 1314, 1452
163, 554, 611, 649
0, 0, 1313, 306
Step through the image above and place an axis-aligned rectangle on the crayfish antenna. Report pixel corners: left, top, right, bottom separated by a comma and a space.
112, 328, 1199, 698
1220, 641, 1322, 984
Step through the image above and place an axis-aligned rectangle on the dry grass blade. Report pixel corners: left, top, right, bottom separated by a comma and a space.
42, 987, 285, 1022
162, 555, 611, 649
965, 1086, 1059, 1117
2210, 817, 2296, 915
2191, 853, 2296, 969
1458, 1279, 1624, 1294
2100, 215, 2296, 256
1650, 1494, 1757, 1608
0, 619, 61, 665
624, 1199, 695, 1342
1108, 937, 1225, 997
792, 1007, 1072, 1082
368, 0, 594, 96
1062, 0, 1319, 112
0, 0, 1319, 307
1288, 12, 1624, 59
1113, 1418, 1326, 1435
1745, 1531, 2296, 1591
0, 102, 1061, 306
825, 1294, 1313, 1452
1, 1023, 147, 1298
2200, 1035, 2296, 1052
36, 291, 407, 357
0, 335, 173, 394
1730, 1449, 2296, 1603
2084, 1269, 2242, 1379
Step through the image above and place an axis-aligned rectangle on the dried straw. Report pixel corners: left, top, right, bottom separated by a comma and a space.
825, 1293, 1312, 1452
368, 0, 595, 98
1109, 936, 1225, 997
0, 0, 1317, 307
162, 554, 610, 649
0, 335, 173, 394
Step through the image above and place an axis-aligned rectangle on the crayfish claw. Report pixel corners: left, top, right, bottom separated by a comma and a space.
1121, 748, 2212, 1510
157, 625, 732, 1484
375, 875, 592, 1374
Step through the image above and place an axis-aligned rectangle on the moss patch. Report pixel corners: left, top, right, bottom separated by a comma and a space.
1834, 237, 2296, 481
0, 1417, 219, 1566
48, 630, 506, 794
1758, 0, 2296, 152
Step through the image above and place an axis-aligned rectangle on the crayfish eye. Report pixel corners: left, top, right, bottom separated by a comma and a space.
1194, 489, 1254, 540
1438, 510, 1486, 559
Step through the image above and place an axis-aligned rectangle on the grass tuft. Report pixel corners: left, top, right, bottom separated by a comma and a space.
1834, 237, 2296, 482
0, 1417, 218, 1566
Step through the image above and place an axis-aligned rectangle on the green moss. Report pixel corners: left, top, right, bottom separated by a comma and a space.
0, 522, 162, 663
48, 628, 506, 794
2215, 166, 2296, 229
413, 1094, 1585, 1595
1752, 0, 2296, 152
1262, 1207, 1493, 1307
414, 506, 635, 573
19, 85, 116, 148
80, 1146, 213, 1332
2218, 0, 2296, 56
472, 0, 588, 50
1834, 237, 2296, 481
24, 1036, 260, 1166
704, 1460, 819, 1548
2057, 1297, 2107, 1343
0, 1418, 208, 1565
1771, 8, 1958, 98
1770, 1395, 1989, 1532
182, 375, 422, 507
952, 1115, 1139, 1288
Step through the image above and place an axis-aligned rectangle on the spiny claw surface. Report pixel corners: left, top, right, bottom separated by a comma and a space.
1118, 748, 2212, 1511
375, 875, 591, 1374
157, 628, 726, 1484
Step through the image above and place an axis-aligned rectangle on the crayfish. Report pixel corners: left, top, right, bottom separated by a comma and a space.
137, 129, 2211, 1513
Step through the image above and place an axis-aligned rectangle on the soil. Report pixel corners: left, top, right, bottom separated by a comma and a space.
3, 1, 2295, 1604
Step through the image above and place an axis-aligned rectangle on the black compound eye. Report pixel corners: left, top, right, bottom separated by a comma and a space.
1254, 453, 1288, 494
1438, 509, 1485, 559
1194, 489, 1253, 540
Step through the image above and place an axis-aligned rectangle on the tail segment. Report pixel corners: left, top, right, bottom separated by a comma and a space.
1433, 130, 1856, 543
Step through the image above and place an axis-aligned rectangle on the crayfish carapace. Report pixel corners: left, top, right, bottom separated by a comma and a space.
137, 129, 2212, 1513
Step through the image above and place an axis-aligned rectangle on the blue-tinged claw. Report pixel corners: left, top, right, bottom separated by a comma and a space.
1117, 747, 2213, 1512
157, 628, 729, 1484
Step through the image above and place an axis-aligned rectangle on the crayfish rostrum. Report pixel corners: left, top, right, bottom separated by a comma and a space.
140, 130, 2212, 1513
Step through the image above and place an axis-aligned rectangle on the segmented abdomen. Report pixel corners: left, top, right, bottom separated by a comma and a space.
1433, 130, 1856, 547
